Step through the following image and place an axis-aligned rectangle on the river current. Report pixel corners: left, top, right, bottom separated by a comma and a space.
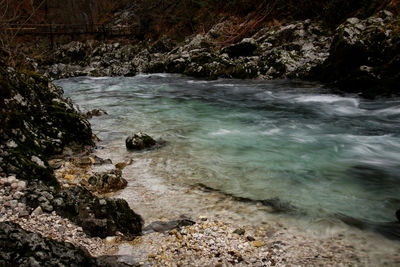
56, 74, 400, 226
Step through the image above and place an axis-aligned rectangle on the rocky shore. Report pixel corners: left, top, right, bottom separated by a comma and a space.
2, 6, 400, 266
38, 10, 399, 97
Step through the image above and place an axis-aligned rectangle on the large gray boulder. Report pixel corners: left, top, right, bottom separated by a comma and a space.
311, 11, 400, 97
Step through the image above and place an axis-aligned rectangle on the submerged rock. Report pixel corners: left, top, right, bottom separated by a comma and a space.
142, 219, 195, 234
125, 132, 156, 150
85, 108, 108, 119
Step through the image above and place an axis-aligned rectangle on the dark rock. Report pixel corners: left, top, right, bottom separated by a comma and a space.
87, 169, 128, 193
246, 236, 255, 242
149, 35, 176, 53
396, 209, 400, 222
0, 222, 97, 266
96, 255, 139, 267
261, 198, 295, 213
233, 229, 245, 235
125, 132, 156, 150
142, 219, 195, 234
221, 38, 258, 57
311, 13, 400, 97
0, 222, 132, 266
86, 108, 108, 119
93, 155, 113, 165
53, 186, 143, 240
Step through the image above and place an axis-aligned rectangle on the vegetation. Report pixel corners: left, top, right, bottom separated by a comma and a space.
135, 0, 399, 41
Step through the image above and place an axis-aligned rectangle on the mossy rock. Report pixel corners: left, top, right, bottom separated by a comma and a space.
0, 60, 93, 185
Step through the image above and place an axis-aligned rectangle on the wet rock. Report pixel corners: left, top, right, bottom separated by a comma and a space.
142, 219, 195, 234
87, 169, 128, 193
261, 198, 296, 213
92, 155, 113, 165
86, 108, 108, 119
125, 132, 157, 150
53, 186, 143, 240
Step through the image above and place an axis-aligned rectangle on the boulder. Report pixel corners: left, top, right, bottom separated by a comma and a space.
87, 170, 128, 193
142, 219, 195, 234
125, 132, 156, 150
53, 186, 143, 240
311, 11, 400, 97
85, 108, 108, 119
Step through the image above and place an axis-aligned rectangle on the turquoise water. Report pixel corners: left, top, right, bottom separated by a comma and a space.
56, 74, 400, 224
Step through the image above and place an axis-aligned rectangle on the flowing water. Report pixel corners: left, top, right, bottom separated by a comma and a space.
55, 74, 400, 228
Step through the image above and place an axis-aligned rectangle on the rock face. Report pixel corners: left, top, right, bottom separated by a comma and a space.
0, 61, 93, 186
126, 132, 157, 150
40, 20, 332, 81
311, 11, 400, 97
0, 221, 97, 266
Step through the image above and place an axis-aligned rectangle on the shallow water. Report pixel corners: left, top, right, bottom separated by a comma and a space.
56, 74, 400, 225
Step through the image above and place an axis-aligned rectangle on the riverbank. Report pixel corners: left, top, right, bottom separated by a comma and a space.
35, 10, 400, 98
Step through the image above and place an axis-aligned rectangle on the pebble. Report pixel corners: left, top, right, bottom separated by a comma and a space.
32, 206, 43, 215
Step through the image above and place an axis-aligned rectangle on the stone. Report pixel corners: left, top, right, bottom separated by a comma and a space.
125, 132, 157, 150
32, 206, 43, 215
143, 219, 195, 234
9, 200, 18, 209
252, 241, 264, 247
87, 170, 128, 193
105, 236, 117, 244
233, 229, 245, 235
17, 181, 26, 190
86, 108, 108, 119
246, 236, 256, 241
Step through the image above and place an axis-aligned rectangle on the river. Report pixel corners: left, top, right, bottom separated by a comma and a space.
55, 74, 400, 234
